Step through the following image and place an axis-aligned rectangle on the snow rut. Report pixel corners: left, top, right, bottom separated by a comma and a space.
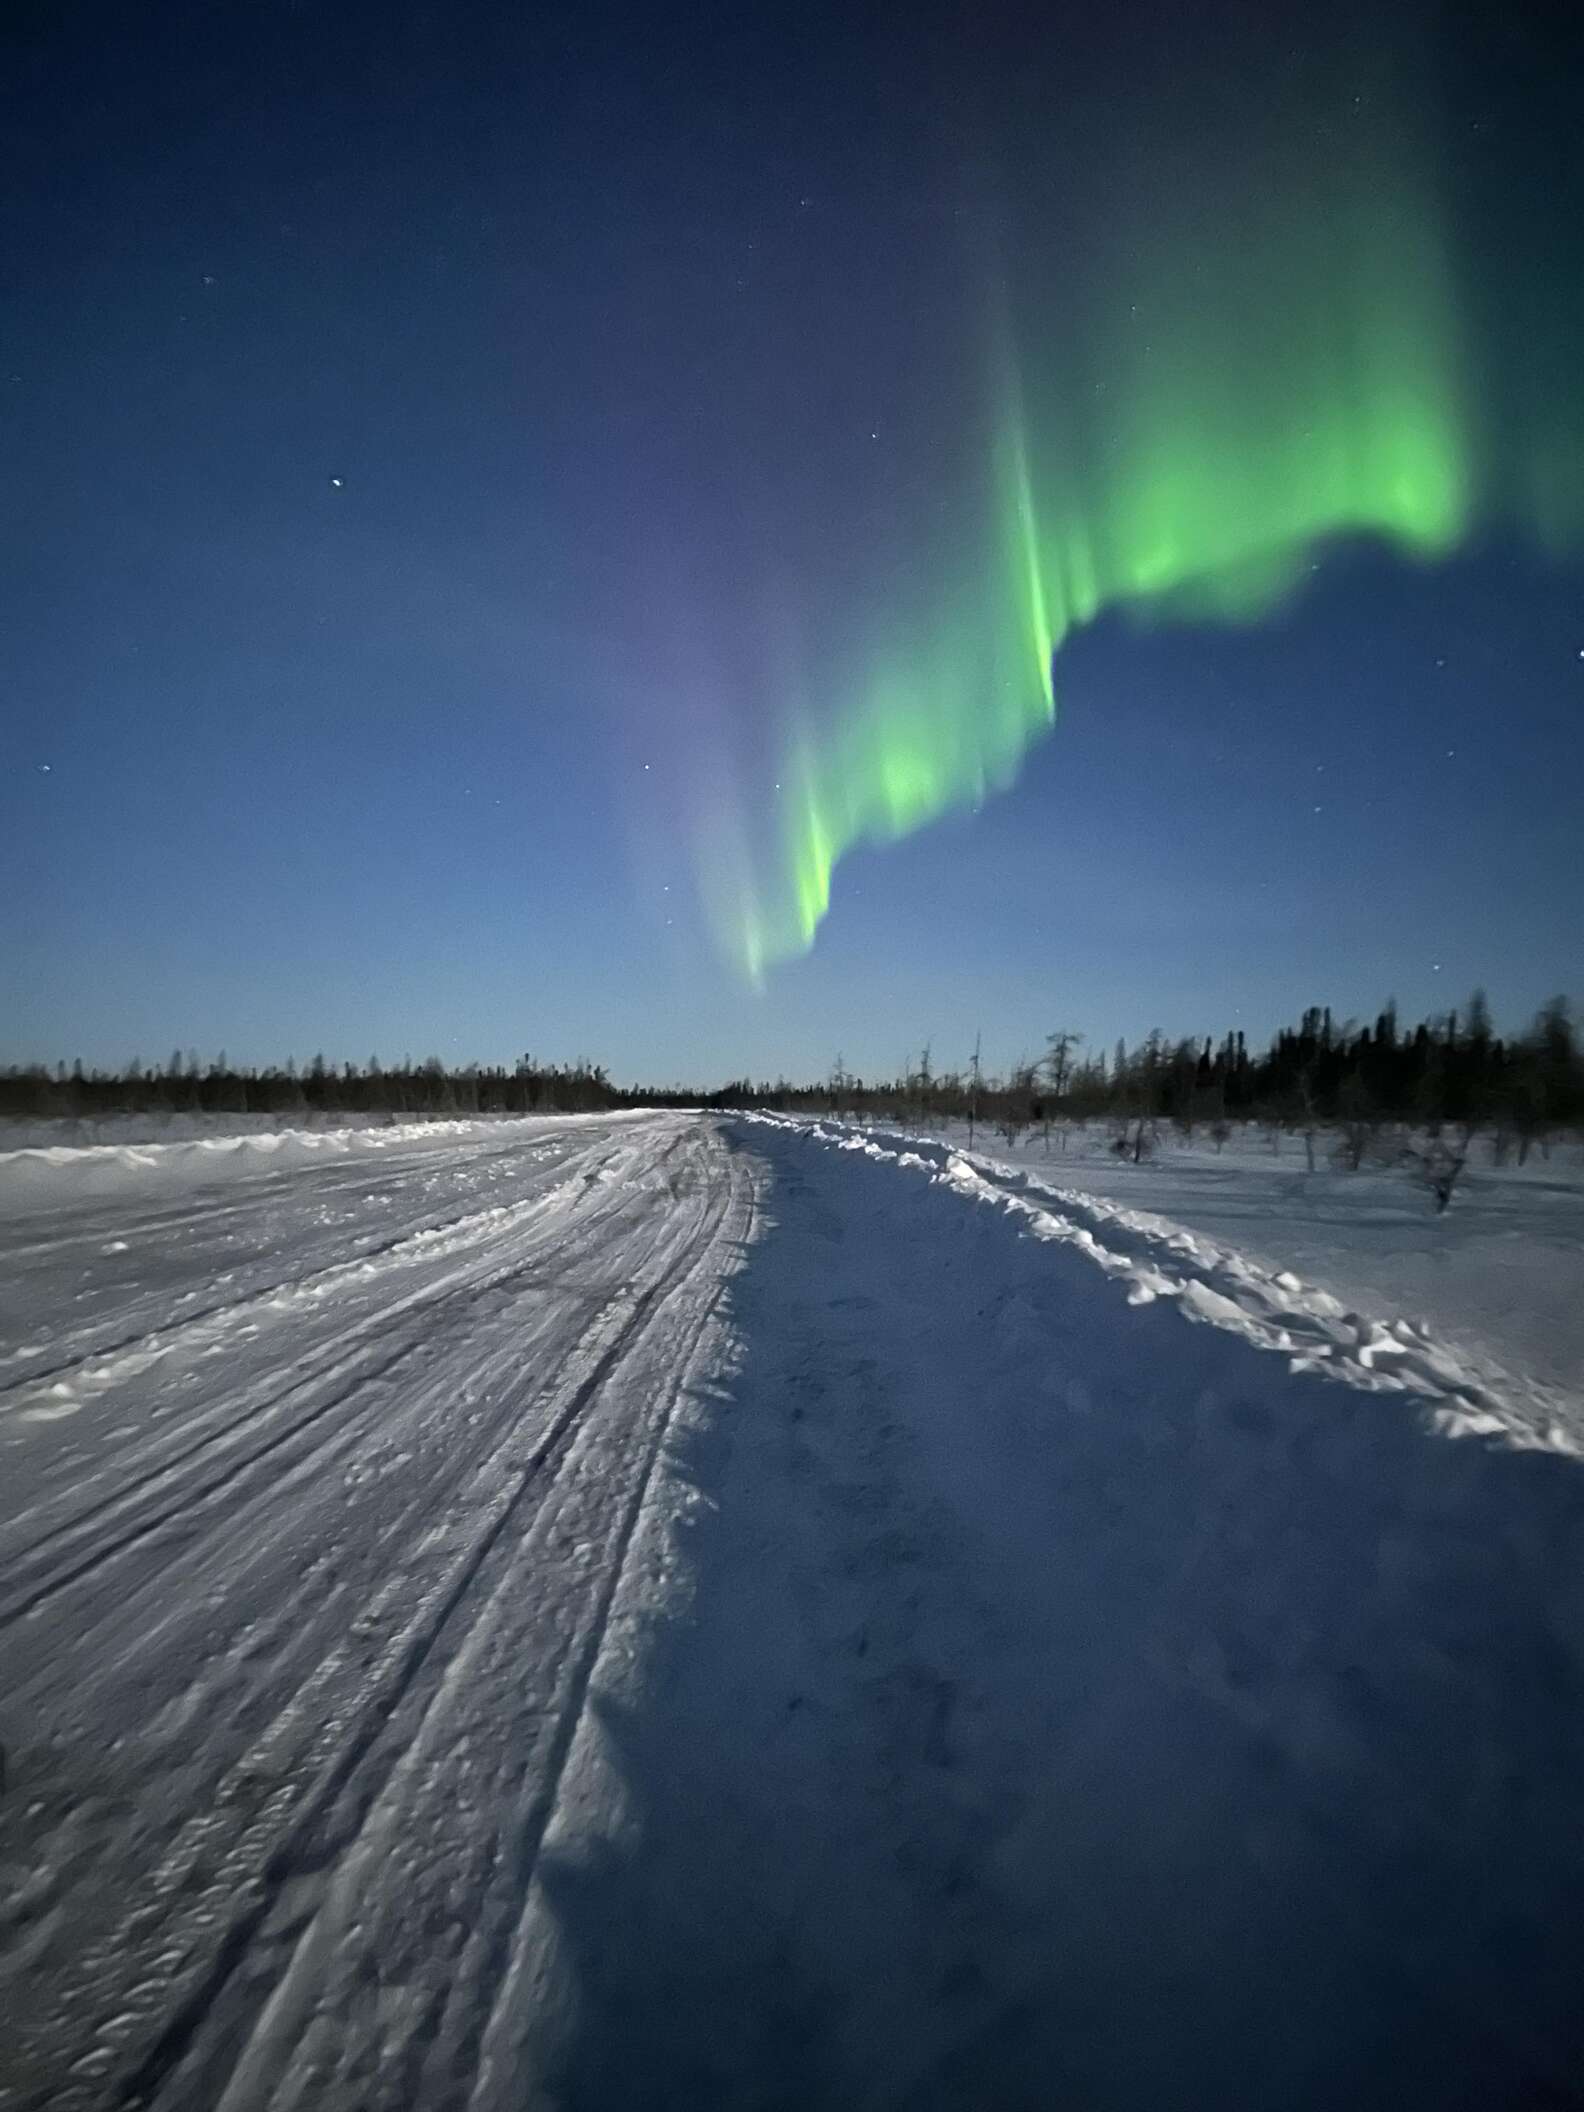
0, 1116, 752, 2111
0, 1130, 616, 1408
0, 1156, 658, 1614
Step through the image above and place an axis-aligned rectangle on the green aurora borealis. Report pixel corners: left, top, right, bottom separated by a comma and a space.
704, 63, 1579, 984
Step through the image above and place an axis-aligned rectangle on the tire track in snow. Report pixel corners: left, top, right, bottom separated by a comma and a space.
0, 1136, 693, 1609
0, 1135, 563, 1266
0, 1194, 594, 1611
0, 1115, 747, 2112
0, 1132, 621, 1399
205, 1149, 755, 2112
108, 1276, 681, 2109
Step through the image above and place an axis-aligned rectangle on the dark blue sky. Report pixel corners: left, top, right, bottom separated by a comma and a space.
4, 2, 1580, 1085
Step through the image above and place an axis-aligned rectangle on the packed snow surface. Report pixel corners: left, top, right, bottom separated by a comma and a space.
2, 1111, 1582, 2109
0, 1111, 658, 1207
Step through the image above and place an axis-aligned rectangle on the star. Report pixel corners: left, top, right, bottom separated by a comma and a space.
330, 476, 343, 489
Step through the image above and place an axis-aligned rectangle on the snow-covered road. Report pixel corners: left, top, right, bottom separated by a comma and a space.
3, 1113, 1583, 2109
0, 1116, 754, 2109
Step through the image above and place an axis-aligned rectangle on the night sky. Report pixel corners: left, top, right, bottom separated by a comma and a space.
4, 2, 1580, 1084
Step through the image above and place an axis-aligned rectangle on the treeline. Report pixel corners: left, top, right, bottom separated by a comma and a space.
710, 993, 1584, 1160
0, 1052, 691, 1122
6, 994, 1581, 1155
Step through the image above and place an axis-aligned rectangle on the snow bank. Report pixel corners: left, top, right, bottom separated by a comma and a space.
0, 1110, 398, 1150
745, 1114, 1584, 1455
805, 1113, 1584, 1405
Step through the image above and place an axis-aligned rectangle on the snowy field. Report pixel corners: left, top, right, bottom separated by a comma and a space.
2, 1111, 1583, 2108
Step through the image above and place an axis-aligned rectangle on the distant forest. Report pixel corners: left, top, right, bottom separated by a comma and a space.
724, 994, 1584, 1164
3, 994, 1581, 1159
0, 1053, 677, 1121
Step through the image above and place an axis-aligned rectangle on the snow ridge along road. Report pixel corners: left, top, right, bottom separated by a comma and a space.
4, 1111, 1583, 2109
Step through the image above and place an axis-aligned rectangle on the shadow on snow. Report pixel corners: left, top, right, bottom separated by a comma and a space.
529, 1118, 1584, 2112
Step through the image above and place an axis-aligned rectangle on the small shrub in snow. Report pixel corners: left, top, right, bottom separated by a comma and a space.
1109, 1117, 1156, 1164
1401, 1135, 1470, 1214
